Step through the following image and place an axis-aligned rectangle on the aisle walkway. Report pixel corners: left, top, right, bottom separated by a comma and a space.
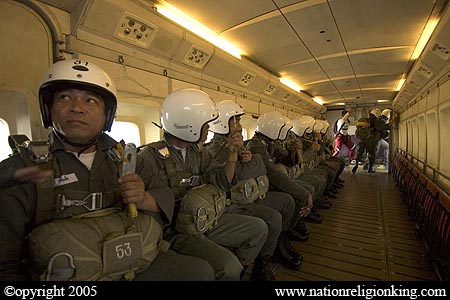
275, 167, 438, 281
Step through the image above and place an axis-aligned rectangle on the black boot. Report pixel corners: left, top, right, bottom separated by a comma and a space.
315, 198, 332, 209
368, 165, 375, 173
250, 257, 276, 281
352, 161, 359, 173
305, 209, 323, 223
274, 235, 302, 270
294, 220, 310, 234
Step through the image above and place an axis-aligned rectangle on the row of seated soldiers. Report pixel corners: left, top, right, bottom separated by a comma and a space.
204, 101, 345, 281
0, 61, 343, 282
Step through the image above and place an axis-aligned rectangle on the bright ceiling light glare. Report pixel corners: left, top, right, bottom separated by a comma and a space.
336, 102, 346, 105
155, 3, 243, 59
396, 78, 406, 91
377, 99, 390, 103
279, 78, 302, 92
312, 97, 324, 105
411, 18, 439, 60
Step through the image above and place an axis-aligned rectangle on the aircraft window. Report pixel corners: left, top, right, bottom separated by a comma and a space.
205, 128, 248, 144
108, 121, 141, 146
0, 118, 12, 161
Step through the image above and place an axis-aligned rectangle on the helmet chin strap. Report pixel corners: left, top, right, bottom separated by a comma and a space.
53, 129, 102, 156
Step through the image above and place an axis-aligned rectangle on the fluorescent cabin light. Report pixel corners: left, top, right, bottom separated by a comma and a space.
377, 99, 390, 103
335, 102, 346, 106
396, 78, 406, 91
279, 78, 302, 92
312, 97, 324, 105
411, 18, 439, 60
155, 3, 243, 59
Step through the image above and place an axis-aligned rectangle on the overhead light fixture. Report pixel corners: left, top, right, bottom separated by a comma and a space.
335, 102, 346, 106
411, 18, 439, 60
377, 99, 390, 103
279, 78, 302, 92
155, 3, 244, 59
395, 77, 406, 91
312, 97, 324, 105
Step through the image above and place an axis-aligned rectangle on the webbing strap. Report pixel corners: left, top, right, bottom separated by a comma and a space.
9, 135, 55, 226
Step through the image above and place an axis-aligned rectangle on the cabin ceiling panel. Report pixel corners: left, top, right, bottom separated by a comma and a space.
314, 55, 354, 80
142, 0, 450, 110
357, 74, 399, 90
250, 43, 311, 72
330, 0, 435, 51
282, 1, 346, 58
350, 48, 413, 76
301, 81, 339, 100
281, 60, 328, 86
163, 0, 276, 34
223, 15, 301, 59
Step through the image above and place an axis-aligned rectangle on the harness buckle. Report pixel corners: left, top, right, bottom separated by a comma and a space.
83, 192, 105, 211
26, 141, 51, 164
58, 192, 105, 211
180, 176, 200, 187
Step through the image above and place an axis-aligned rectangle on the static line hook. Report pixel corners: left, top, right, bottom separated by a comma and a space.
118, 55, 125, 65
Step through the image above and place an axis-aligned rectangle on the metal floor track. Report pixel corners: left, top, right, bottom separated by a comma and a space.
275, 166, 438, 281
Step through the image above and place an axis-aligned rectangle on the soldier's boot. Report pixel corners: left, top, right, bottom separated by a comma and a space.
305, 209, 323, 224
294, 219, 310, 235
368, 164, 375, 173
315, 198, 332, 209
274, 234, 302, 270
250, 257, 276, 281
363, 162, 369, 170
352, 160, 359, 173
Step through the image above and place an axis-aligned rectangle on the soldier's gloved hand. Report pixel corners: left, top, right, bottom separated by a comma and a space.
119, 173, 146, 208
239, 149, 252, 162
227, 126, 244, 148
291, 138, 302, 151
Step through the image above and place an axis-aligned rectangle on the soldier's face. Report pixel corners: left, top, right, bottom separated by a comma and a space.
51, 88, 106, 144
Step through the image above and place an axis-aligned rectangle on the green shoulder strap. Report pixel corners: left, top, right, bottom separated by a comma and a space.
146, 141, 203, 199
9, 135, 54, 226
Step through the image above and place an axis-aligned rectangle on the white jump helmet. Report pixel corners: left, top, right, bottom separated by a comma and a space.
381, 109, 391, 120
292, 116, 315, 136
161, 88, 218, 143
256, 111, 285, 140
209, 100, 245, 135
319, 120, 330, 134
279, 116, 293, 141
370, 108, 382, 118
39, 59, 117, 132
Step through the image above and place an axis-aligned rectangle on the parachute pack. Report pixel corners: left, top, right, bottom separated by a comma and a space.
355, 118, 371, 140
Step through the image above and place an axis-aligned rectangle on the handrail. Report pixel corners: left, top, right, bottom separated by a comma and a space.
396, 148, 450, 193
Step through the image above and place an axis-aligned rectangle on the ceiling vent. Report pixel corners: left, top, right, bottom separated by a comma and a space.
183, 46, 211, 69
282, 92, 292, 101
432, 41, 450, 61
264, 83, 277, 95
408, 79, 421, 89
114, 12, 157, 48
239, 72, 256, 86
417, 64, 435, 79
403, 89, 413, 97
